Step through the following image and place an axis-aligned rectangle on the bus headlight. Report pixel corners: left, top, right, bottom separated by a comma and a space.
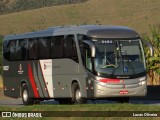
138, 81, 146, 86
139, 77, 146, 81
95, 80, 108, 86
99, 82, 107, 86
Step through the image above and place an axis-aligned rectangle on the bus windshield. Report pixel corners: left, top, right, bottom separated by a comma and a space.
93, 39, 146, 78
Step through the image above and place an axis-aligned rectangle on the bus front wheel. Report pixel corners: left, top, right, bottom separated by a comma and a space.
72, 83, 87, 104
21, 84, 34, 105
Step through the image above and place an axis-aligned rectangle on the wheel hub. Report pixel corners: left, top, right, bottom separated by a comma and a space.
75, 89, 81, 102
23, 89, 28, 102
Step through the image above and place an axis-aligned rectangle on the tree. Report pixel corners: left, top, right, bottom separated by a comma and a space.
143, 25, 160, 85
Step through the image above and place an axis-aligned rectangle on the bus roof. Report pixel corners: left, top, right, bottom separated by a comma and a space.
4, 25, 140, 41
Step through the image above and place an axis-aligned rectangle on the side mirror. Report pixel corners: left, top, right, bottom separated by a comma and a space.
83, 40, 96, 57
142, 39, 154, 57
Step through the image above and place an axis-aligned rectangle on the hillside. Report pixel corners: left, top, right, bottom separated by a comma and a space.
0, 0, 160, 35
0, 0, 88, 15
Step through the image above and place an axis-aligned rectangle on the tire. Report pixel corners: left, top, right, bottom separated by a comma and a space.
71, 82, 87, 104
116, 97, 129, 103
21, 84, 34, 105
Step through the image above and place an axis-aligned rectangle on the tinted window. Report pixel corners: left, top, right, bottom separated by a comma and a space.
3, 39, 28, 61
9, 40, 16, 61
3, 35, 79, 62
18, 39, 28, 60
51, 36, 64, 58
64, 35, 72, 57
3, 40, 10, 60
64, 35, 78, 62
28, 38, 38, 60
39, 37, 51, 59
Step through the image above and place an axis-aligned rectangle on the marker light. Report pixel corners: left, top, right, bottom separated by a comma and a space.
139, 77, 146, 81
98, 82, 107, 86
138, 81, 146, 86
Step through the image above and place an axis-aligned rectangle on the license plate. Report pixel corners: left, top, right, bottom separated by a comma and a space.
120, 90, 128, 94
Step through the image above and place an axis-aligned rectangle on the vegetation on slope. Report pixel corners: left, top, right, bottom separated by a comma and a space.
0, 0, 88, 15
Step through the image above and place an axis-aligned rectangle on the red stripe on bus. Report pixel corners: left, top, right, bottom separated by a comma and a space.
99, 78, 120, 83
28, 63, 40, 98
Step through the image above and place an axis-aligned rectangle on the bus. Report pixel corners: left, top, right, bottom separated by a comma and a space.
2, 25, 153, 105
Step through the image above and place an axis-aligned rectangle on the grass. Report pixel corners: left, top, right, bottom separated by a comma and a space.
0, 104, 160, 120
0, 0, 160, 35
0, 0, 88, 15
0, 103, 160, 111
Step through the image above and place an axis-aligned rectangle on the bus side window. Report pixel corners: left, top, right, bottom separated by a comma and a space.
64, 35, 79, 63
84, 44, 93, 71
28, 38, 38, 60
18, 39, 27, 60
79, 42, 93, 71
51, 36, 64, 58
9, 41, 16, 61
78, 34, 92, 71
39, 37, 51, 59
64, 35, 72, 58
3, 41, 10, 61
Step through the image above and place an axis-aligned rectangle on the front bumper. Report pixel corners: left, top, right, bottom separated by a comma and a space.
93, 83, 147, 98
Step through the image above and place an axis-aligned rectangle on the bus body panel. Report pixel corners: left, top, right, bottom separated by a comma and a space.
51, 59, 87, 98
3, 59, 89, 99
3, 60, 34, 98
3, 77, 20, 98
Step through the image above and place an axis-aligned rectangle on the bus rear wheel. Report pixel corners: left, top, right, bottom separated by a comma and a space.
21, 84, 34, 105
72, 83, 87, 104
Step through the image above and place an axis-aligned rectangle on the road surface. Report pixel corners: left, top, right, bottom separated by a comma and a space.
0, 98, 160, 106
